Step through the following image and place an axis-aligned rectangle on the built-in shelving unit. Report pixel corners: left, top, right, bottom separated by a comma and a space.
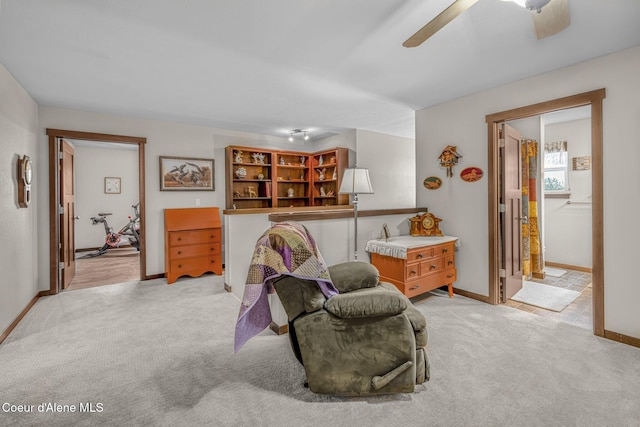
225, 146, 348, 210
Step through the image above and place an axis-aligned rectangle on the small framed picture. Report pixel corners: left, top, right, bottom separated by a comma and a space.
104, 177, 121, 194
159, 156, 214, 191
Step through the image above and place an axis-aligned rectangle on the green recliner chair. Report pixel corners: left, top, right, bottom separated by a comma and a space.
272, 261, 430, 396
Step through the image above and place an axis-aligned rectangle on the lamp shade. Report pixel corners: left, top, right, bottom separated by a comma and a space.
339, 168, 373, 194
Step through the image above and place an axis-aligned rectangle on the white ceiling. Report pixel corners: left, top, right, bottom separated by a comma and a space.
1, 0, 639, 140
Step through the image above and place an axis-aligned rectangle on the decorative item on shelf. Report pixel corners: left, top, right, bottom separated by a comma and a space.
339, 166, 374, 260
257, 173, 264, 180
330, 156, 336, 164
300, 156, 306, 166
380, 223, 391, 241
234, 167, 247, 179
438, 145, 462, 178
460, 167, 483, 182
160, 156, 214, 191
234, 150, 244, 163
251, 152, 265, 164
17, 155, 32, 208
245, 186, 257, 198
320, 186, 326, 196
233, 190, 242, 198
104, 176, 121, 194
280, 157, 285, 165
319, 155, 324, 165
326, 190, 334, 196
300, 171, 304, 180
409, 212, 443, 237
287, 187, 295, 197
423, 176, 442, 190
318, 168, 326, 181
332, 168, 337, 180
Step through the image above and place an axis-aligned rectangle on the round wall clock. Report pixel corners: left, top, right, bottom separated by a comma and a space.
17, 155, 32, 208
423, 176, 442, 190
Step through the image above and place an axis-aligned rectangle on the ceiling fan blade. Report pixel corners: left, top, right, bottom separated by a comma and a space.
532, 0, 570, 40
403, 0, 480, 48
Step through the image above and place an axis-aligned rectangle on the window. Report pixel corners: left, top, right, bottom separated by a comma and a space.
543, 140, 569, 194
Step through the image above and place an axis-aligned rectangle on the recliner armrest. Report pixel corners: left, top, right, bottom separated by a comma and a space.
325, 286, 407, 319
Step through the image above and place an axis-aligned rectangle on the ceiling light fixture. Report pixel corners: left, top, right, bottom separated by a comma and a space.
504, 0, 550, 13
287, 129, 310, 142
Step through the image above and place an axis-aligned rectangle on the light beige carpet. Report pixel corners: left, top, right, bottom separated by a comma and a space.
1, 277, 639, 426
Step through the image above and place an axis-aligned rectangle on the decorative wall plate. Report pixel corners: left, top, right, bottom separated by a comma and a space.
460, 167, 483, 182
423, 176, 442, 190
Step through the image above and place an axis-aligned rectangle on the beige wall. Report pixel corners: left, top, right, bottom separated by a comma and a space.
35, 107, 413, 294
73, 142, 140, 250
0, 64, 39, 334
415, 45, 640, 339
543, 118, 592, 268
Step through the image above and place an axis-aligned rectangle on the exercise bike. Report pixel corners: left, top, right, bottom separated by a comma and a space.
86, 203, 141, 257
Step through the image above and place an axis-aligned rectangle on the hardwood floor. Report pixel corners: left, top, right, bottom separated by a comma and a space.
68, 247, 141, 291
506, 268, 593, 330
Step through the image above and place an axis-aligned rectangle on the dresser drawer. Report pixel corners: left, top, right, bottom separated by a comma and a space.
169, 229, 221, 246
404, 269, 457, 298
170, 256, 221, 274
432, 242, 455, 257
444, 254, 455, 269
170, 243, 221, 259
406, 264, 421, 281
407, 247, 434, 262
420, 258, 444, 275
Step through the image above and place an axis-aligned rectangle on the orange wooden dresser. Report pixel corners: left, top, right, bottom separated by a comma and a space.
164, 207, 222, 284
366, 236, 458, 299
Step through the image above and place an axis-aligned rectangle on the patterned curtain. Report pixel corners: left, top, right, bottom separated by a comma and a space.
521, 139, 544, 279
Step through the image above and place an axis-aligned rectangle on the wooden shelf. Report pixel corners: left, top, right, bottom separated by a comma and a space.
225, 145, 348, 210
233, 196, 271, 200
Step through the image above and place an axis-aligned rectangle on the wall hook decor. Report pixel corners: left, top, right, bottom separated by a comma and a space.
438, 145, 462, 178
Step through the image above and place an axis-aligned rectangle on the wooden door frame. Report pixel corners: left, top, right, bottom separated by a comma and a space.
47, 129, 147, 295
485, 88, 605, 336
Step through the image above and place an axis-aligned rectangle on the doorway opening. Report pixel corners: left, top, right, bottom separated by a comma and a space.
47, 129, 147, 295
486, 89, 605, 337
502, 105, 593, 329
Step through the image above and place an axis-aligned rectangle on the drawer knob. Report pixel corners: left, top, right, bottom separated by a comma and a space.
177, 251, 182, 255
410, 270, 417, 275
417, 253, 424, 258
430, 264, 437, 270
177, 237, 182, 241
177, 264, 182, 268
442, 248, 448, 253
448, 260, 453, 265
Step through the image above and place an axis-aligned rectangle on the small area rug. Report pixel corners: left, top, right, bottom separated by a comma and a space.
511, 281, 580, 312
545, 267, 567, 277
